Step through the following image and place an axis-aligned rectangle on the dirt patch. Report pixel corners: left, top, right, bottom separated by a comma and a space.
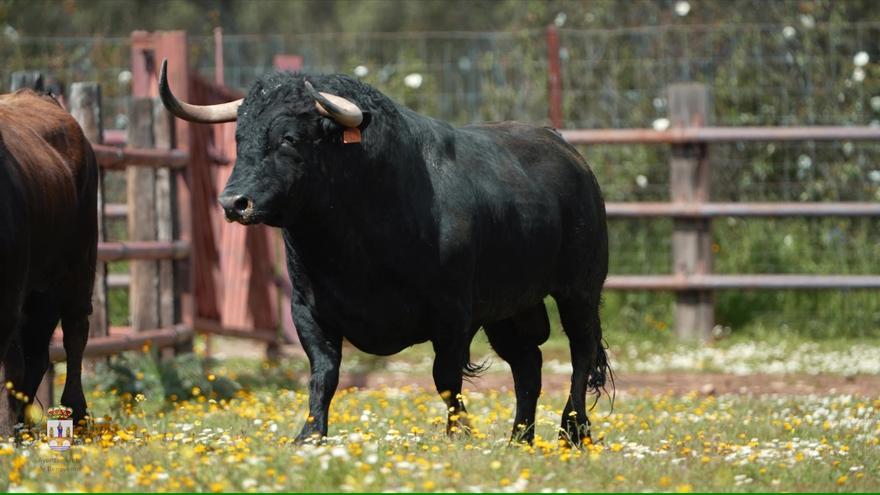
213, 340, 879, 396
344, 370, 880, 396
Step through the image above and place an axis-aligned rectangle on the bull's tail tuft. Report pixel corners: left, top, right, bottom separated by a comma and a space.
588, 337, 615, 412
462, 358, 490, 381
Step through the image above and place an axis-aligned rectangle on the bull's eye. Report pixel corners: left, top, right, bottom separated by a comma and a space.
281, 135, 296, 147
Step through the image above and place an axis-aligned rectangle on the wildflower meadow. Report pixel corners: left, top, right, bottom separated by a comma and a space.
1, 334, 878, 493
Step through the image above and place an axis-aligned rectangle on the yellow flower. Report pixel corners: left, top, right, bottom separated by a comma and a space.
659, 476, 671, 487
422, 480, 436, 490
837, 475, 848, 486
677, 483, 693, 493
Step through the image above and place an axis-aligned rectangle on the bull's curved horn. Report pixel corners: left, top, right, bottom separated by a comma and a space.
159, 59, 242, 124
304, 80, 363, 128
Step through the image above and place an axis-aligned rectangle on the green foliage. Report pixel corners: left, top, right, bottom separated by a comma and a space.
94, 351, 241, 406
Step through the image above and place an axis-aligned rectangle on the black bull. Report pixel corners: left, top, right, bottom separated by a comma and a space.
160, 62, 609, 446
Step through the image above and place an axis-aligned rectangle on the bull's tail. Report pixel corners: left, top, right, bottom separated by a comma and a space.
462, 358, 490, 380
556, 293, 615, 410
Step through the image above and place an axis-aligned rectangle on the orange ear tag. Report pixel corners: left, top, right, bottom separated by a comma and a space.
343, 127, 362, 144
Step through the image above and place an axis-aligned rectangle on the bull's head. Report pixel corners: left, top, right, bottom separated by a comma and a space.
158, 60, 368, 226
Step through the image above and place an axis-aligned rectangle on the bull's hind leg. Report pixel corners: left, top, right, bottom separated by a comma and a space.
555, 294, 608, 448
432, 338, 472, 435
484, 303, 550, 444
431, 313, 479, 436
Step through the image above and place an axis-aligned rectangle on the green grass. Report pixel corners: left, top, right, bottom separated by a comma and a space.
3, 374, 877, 492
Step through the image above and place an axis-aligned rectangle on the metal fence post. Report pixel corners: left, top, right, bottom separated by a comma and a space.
668, 83, 714, 341
546, 24, 563, 129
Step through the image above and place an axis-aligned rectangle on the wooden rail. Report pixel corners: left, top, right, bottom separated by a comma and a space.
97, 240, 191, 261
49, 325, 194, 361
606, 274, 880, 291
105, 201, 880, 222
194, 318, 279, 343
93, 144, 188, 169
561, 126, 880, 144
605, 202, 880, 217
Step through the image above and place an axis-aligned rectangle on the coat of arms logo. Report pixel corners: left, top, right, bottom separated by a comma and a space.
46, 406, 74, 452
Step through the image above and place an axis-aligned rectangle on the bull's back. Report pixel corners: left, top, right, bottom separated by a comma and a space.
453, 123, 607, 319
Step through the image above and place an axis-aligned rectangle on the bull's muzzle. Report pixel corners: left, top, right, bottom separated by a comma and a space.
219, 193, 255, 224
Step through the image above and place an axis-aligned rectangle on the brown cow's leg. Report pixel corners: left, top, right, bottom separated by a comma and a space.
0, 290, 26, 438
59, 314, 89, 426
20, 292, 60, 413
0, 331, 25, 438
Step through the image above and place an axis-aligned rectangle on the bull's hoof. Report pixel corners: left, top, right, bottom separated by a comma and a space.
445, 412, 472, 437
559, 416, 592, 449
509, 423, 536, 445
293, 431, 324, 445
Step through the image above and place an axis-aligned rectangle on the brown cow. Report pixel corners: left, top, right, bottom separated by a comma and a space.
0, 90, 98, 429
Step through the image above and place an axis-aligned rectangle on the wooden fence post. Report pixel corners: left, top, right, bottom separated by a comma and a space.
153, 100, 176, 327
668, 83, 714, 341
546, 25, 563, 129
69, 82, 106, 405
127, 98, 160, 334
156, 31, 195, 353
9, 70, 44, 91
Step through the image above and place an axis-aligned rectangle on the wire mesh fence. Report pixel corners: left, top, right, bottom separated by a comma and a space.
1, 22, 878, 337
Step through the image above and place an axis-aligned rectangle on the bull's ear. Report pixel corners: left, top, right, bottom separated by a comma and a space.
358, 111, 372, 130
319, 111, 372, 137
320, 118, 343, 136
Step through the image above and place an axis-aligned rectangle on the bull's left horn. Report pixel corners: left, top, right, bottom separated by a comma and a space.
304, 80, 363, 128
159, 59, 242, 124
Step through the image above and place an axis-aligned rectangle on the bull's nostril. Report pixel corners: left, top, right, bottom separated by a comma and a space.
233, 196, 251, 213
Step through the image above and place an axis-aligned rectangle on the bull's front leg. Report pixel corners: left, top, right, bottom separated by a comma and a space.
292, 301, 341, 444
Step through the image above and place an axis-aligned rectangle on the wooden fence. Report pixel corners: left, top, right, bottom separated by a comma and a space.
48, 89, 196, 362
560, 82, 880, 340
26, 31, 284, 406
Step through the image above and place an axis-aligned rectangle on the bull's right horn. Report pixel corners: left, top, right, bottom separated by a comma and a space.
304, 80, 364, 128
159, 59, 242, 124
